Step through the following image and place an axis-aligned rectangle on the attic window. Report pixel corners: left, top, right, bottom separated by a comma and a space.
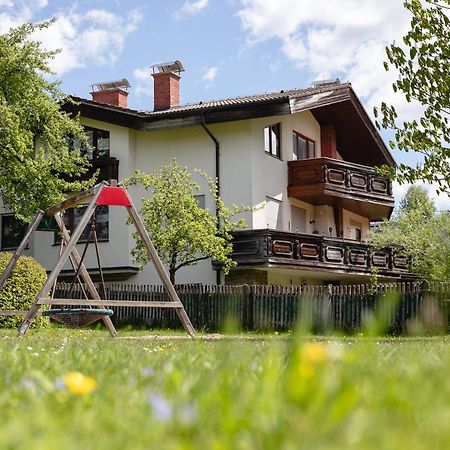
264, 123, 281, 159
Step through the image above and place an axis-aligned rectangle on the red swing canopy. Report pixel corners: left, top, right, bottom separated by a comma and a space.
96, 186, 132, 207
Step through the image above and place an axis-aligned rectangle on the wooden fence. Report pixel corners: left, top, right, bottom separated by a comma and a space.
54, 282, 450, 334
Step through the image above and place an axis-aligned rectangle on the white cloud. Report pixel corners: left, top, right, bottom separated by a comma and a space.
174, 0, 209, 20
236, 0, 421, 121
33, 9, 142, 75
202, 66, 218, 84
0, 2, 142, 75
133, 67, 153, 99
0, 0, 48, 32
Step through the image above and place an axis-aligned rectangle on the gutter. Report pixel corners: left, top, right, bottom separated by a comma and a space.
200, 116, 220, 213
201, 115, 221, 285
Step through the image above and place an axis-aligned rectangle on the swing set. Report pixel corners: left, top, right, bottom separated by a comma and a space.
0, 180, 195, 338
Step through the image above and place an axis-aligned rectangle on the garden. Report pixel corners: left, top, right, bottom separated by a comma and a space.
0, 328, 449, 449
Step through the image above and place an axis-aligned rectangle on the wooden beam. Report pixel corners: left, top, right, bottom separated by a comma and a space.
18, 185, 107, 337
126, 203, 195, 338
38, 299, 183, 308
0, 310, 42, 316
0, 210, 44, 290
54, 213, 117, 336
43, 183, 107, 216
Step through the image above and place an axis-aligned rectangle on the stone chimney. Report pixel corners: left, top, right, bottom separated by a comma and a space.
150, 60, 185, 111
90, 79, 130, 108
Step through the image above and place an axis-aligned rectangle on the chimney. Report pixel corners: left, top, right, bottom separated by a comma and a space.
150, 60, 185, 111
90, 78, 130, 108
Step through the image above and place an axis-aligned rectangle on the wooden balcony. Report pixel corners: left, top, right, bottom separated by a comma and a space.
288, 157, 394, 220
81, 157, 119, 183
230, 229, 412, 279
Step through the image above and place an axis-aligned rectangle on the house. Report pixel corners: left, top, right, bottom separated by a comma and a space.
0, 60, 411, 285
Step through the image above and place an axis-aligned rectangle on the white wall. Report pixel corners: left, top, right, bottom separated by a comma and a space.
0, 107, 375, 286
342, 210, 370, 240
250, 110, 321, 231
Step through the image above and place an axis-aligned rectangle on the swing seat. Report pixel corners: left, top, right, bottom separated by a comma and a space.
43, 308, 114, 327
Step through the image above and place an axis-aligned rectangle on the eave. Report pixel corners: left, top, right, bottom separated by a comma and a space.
62, 83, 395, 167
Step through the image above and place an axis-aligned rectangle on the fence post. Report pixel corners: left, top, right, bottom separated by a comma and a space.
242, 284, 254, 331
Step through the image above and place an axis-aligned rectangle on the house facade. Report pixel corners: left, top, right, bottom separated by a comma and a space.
0, 62, 411, 285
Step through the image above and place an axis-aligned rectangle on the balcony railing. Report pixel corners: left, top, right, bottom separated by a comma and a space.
230, 229, 412, 279
83, 157, 119, 183
288, 157, 394, 220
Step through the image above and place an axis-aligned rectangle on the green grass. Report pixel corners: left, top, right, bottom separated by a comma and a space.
0, 328, 449, 449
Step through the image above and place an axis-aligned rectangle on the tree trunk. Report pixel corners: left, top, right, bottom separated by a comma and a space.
169, 267, 176, 285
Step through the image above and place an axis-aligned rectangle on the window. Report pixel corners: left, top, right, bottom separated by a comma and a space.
72, 126, 110, 160
266, 197, 283, 229
293, 131, 315, 160
54, 206, 109, 244
264, 123, 281, 158
349, 219, 362, 241
1, 214, 27, 250
194, 195, 205, 209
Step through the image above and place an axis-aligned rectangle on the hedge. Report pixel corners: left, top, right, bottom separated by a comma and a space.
0, 252, 49, 329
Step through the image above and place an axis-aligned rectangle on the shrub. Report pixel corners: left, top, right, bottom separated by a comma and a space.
0, 252, 49, 329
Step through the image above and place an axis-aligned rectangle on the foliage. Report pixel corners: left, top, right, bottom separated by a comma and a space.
0, 252, 48, 328
374, 0, 450, 195
0, 329, 449, 449
370, 185, 450, 280
125, 160, 250, 284
0, 21, 92, 221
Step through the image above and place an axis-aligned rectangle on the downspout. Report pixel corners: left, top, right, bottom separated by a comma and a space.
201, 115, 221, 285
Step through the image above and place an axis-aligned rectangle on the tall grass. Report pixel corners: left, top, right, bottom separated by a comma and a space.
0, 329, 449, 449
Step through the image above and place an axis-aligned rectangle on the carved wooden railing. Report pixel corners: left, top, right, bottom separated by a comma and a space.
288, 157, 394, 202
230, 229, 411, 277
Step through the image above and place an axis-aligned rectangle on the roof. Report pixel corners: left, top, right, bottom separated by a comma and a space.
64, 81, 395, 167
69, 81, 347, 118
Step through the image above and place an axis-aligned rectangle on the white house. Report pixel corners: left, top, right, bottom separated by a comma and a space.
0, 61, 411, 285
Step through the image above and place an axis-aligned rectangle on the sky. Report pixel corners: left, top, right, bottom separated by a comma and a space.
1, 0, 449, 210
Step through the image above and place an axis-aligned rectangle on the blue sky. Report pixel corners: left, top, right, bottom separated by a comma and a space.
1, 0, 449, 209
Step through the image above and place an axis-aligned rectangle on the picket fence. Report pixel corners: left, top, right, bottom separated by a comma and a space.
54, 282, 450, 334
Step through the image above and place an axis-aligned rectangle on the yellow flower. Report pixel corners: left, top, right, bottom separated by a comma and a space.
300, 342, 327, 363
62, 371, 97, 396
298, 361, 316, 379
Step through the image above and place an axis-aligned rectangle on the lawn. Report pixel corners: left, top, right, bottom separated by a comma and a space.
0, 329, 449, 450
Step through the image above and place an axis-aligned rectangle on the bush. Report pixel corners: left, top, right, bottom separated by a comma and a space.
0, 252, 49, 329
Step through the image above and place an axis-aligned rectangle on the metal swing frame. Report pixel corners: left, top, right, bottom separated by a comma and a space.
0, 180, 195, 338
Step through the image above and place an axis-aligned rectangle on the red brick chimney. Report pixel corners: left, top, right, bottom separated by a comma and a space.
321, 125, 337, 159
90, 79, 130, 108
150, 60, 185, 111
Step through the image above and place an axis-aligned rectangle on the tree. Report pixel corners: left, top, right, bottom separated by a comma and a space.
374, 0, 450, 195
0, 22, 90, 221
125, 160, 249, 284
370, 185, 450, 281
399, 184, 435, 217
